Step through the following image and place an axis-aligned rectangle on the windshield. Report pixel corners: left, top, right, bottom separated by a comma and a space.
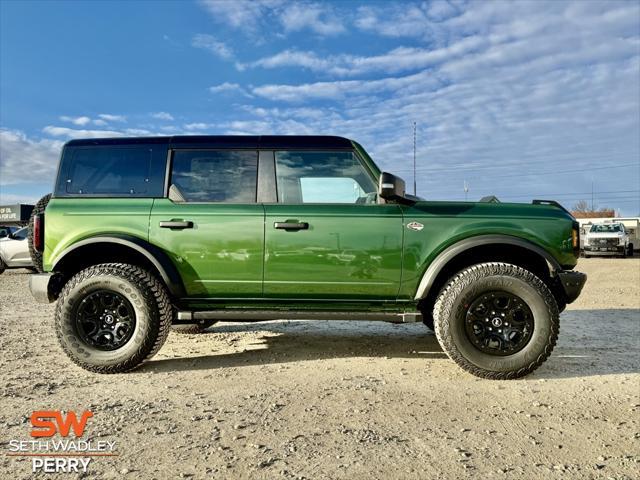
590, 224, 622, 233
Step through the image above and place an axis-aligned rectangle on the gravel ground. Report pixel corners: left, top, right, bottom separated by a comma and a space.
1, 258, 638, 479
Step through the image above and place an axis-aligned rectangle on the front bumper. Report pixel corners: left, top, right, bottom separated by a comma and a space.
557, 270, 587, 304
29, 273, 60, 304
584, 245, 625, 255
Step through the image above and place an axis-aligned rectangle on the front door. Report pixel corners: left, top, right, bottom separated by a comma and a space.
264, 150, 403, 300
149, 149, 264, 298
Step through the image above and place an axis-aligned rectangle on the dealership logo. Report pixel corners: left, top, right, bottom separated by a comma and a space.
31, 411, 93, 438
7, 410, 117, 474
407, 221, 424, 231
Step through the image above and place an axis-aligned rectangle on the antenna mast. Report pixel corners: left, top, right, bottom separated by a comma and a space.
413, 121, 417, 196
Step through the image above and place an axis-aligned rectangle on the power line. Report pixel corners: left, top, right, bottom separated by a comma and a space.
496, 190, 640, 199
394, 161, 638, 175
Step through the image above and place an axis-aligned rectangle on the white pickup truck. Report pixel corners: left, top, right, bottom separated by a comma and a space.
583, 222, 634, 258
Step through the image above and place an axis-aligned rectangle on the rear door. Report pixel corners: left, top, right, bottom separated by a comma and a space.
149, 149, 264, 298
263, 150, 403, 300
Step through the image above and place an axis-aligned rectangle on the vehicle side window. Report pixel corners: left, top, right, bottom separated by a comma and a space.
65, 147, 153, 195
274, 151, 377, 204
171, 150, 258, 203
13, 228, 27, 240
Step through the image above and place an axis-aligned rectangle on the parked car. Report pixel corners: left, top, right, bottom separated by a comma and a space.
0, 225, 19, 238
0, 227, 34, 273
583, 222, 634, 258
28, 135, 586, 379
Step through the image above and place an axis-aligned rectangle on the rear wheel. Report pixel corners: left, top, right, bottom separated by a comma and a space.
55, 263, 172, 373
28, 193, 51, 273
433, 262, 559, 379
0, 258, 6, 274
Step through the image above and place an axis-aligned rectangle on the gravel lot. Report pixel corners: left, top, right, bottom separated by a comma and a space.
1, 258, 638, 479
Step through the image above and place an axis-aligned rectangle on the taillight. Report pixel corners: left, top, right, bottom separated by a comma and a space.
33, 214, 44, 252
572, 222, 580, 253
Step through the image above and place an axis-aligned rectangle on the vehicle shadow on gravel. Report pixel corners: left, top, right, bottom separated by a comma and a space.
144, 309, 640, 378
145, 321, 447, 373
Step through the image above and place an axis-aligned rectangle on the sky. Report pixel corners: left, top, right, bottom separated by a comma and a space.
0, 0, 639, 215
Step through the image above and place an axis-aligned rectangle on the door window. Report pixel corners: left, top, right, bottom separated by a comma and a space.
275, 151, 377, 204
171, 150, 258, 203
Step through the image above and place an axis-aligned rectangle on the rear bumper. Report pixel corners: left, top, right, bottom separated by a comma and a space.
29, 273, 58, 304
557, 270, 587, 304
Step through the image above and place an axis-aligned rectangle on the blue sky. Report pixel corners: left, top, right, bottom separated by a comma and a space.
1, 0, 639, 215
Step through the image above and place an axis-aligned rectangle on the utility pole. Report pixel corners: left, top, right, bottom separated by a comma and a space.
413, 121, 417, 196
591, 181, 594, 211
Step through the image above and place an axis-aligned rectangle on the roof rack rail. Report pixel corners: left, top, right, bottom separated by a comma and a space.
532, 199, 571, 215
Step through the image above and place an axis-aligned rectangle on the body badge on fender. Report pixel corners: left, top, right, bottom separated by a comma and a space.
407, 221, 424, 231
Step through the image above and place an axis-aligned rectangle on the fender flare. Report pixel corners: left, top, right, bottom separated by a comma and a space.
414, 234, 562, 300
52, 234, 185, 298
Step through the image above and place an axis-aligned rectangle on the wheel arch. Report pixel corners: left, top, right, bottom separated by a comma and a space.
52, 235, 185, 298
415, 235, 563, 308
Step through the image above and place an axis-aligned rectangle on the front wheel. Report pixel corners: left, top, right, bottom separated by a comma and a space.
55, 263, 172, 373
433, 263, 559, 380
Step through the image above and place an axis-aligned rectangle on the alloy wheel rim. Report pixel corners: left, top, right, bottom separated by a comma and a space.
75, 290, 136, 351
464, 291, 534, 356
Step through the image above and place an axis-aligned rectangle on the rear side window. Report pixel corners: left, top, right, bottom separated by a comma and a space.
55, 145, 167, 197
66, 147, 151, 194
171, 150, 258, 203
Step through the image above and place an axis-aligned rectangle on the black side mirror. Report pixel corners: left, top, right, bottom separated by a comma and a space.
378, 172, 407, 202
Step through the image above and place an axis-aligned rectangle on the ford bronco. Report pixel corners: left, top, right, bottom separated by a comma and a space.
29, 136, 586, 379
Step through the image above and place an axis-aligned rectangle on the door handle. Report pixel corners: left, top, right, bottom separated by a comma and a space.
274, 222, 309, 231
159, 220, 193, 229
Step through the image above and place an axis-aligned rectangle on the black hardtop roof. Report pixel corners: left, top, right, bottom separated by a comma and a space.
65, 135, 354, 149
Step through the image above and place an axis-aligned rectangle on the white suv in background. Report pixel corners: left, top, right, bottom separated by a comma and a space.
583, 223, 634, 258
0, 227, 34, 273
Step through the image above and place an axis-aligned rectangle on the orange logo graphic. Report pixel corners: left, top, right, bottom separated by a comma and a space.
30, 411, 94, 438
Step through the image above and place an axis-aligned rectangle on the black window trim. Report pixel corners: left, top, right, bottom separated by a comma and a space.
166, 148, 260, 205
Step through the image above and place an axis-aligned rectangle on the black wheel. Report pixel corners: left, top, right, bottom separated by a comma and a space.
172, 320, 217, 334
628, 244, 634, 257
0, 258, 6, 275
55, 263, 172, 373
28, 193, 51, 273
433, 262, 559, 380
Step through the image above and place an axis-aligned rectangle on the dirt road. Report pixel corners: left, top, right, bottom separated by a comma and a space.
1, 258, 638, 479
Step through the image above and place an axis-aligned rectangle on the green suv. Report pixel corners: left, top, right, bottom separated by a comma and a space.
29, 135, 586, 379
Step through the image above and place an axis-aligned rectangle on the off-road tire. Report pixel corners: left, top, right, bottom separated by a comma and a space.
28, 193, 52, 273
172, 320, 217, 334
433, 262, 559, 380
55, 263, 172, 373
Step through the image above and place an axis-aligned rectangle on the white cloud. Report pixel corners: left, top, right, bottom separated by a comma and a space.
198, 0, 343, 38
151, 111, 174, 121
279, 2, 344, 35
60, 115, 91, 126
208, 82, 251, 96
42, 126, 126, 139
198, 0, 284, 34
0, 129, 63, 185
183, 123, 215, 131
98, 113, 126, 122
243, 36, 485, 76
191, 34, 234, 60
